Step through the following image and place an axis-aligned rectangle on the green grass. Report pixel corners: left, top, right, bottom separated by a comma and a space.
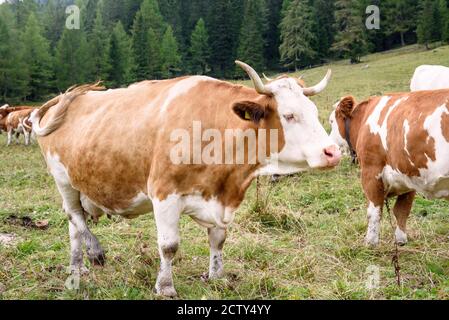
1, 45, 449, 300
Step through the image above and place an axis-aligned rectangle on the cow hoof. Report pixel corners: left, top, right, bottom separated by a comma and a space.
208, 270, 225, 281
156, 286, 178, 298
88, 251, 106, 267
365, 235, 379, 247
69, 266, 90, 276
395, 228, 408, 246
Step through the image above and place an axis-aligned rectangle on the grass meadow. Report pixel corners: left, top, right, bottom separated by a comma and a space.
1, 45, 449, 300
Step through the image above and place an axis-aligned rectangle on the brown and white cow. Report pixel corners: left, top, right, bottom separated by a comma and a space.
6, 108, 35, 146
0, 106, 33, 135
329, 90, 449, 246
31, 62, 340, 297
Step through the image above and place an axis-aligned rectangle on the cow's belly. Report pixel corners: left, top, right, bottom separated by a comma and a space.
46, 151, 153, 219
81, 192, 154, 220
382, 165, 449, 199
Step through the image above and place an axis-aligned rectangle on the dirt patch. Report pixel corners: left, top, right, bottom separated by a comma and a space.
5, 215, 49, 230
0, 233, 20, 247
0, 282, 6, 294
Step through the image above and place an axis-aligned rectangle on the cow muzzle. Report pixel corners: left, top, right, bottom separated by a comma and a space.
323, 145, 342, 167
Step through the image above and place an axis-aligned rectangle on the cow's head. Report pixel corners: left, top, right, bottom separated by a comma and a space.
235, 61, 341, 175
0, 104, 10, 120
329, 96, 356, 151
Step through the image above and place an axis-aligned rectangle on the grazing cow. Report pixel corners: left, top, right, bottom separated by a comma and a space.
0, 106, 33, 134
329, 90, 449, 246
411, 65, 449, 91
31, 62, 341, 297
6, 109, 35, 146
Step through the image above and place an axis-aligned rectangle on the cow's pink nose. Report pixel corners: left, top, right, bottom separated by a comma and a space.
324, 145, 342, 167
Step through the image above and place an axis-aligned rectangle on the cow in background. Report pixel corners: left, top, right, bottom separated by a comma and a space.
1, 106, 33, 135
6, 108, 35, 146
330, 90, 449, 247
411, 65, 449, 91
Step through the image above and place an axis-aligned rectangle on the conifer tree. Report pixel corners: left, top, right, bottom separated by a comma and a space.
236, 0, 267, 74
439, 0, 449, 43
417, 0, 440, 49
208, 0, 236, 78
161, 26, 182, 78
21, 13, 53, 100
0, 13, 28, 102
280, 0, 318, 69
132, 0, 166, 80
108, 21, 135, 87
331, 0, 368, 63
89, 0, 111, 81
54, 28, 91, 90
189, 18, 210, 75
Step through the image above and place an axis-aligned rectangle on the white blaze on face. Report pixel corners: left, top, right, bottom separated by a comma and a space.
259, 78, 339, 175
329, 105, 349, 151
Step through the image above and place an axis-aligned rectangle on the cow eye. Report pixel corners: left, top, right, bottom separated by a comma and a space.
284, 114, 296, 122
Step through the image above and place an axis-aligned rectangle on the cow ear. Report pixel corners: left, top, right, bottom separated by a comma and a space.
233, 101, 266, 124
338, 96, 356, 119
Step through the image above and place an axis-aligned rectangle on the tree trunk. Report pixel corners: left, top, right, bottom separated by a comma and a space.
400, 32, 405, 46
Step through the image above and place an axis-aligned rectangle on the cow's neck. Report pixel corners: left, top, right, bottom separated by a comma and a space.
347, 103, 368, 156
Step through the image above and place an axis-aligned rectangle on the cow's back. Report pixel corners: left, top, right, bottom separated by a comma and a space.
411, 65, 449, 91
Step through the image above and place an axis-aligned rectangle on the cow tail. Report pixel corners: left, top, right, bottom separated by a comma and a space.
30, 82, 105, 137
21, 116, 32, 131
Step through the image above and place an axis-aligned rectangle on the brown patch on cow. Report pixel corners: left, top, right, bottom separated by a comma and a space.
441, 103, 449, 143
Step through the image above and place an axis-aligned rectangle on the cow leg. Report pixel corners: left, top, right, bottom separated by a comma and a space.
57, 186, 105, 271
6, 129, 12, 146
362, 171, 385, 246
153, 196, 181, 297
24, 131, 31, 146
68, 218, 87, 274
208, 227, 226, 280
14, 131, 20, 144
393, 192, 415, 246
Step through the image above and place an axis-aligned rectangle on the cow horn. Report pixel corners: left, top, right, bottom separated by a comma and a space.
302, 69, 332, 96
236, 60, 272, 95
262, 73, 273, 82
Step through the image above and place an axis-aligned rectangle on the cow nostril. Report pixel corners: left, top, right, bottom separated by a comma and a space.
324, 149, 334, 158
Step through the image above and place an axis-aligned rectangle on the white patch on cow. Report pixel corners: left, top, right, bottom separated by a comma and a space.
329, 109, 349, 152
381, 104, 449, 198
46, 152, 72, 186
403, 120, 414, 167
184, 193, 235, 229
260, 78, 339, 174
403, 120, 411, 157
366, 202, 381, 246
366, 97, 408, 151
152, 194, 182, 297
159, 76, 216, 114
366, 96, 391, 136
0, 104, 8, 109
395, 227, 408, 245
